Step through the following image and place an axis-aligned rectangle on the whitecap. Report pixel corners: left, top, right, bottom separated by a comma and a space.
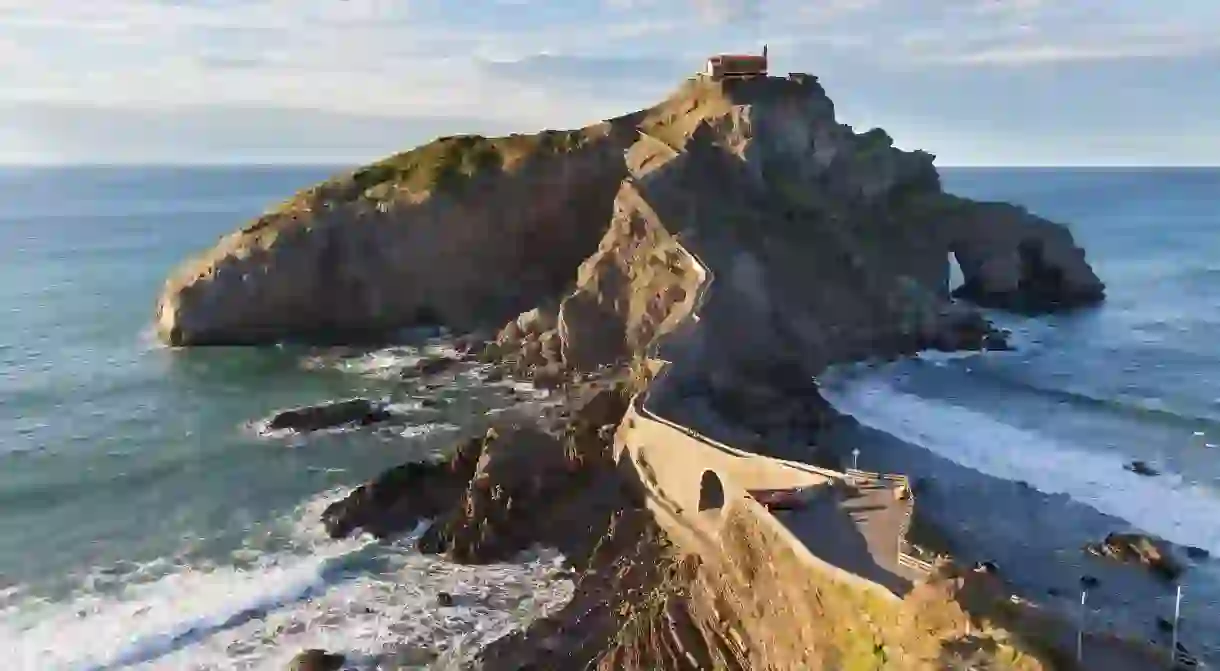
0, 488, 574, 671
823, 374, 1220, 557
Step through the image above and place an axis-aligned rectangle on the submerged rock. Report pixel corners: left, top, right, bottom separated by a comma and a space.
262, 398, 393, 433
399, 354, 461, 379
1124, 460, 1160, 477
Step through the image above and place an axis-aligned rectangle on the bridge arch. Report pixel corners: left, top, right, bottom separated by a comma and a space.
698, 469, 726, 511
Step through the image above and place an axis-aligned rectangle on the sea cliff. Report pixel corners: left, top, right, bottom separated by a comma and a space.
160, 74, 1117, 670
155, 74, 1102, 355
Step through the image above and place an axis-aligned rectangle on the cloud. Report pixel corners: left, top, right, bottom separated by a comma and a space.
0, 0, 1217, 164
0, 103, 512, 164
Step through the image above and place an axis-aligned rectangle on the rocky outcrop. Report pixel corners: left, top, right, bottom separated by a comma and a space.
260, 398, 393, 434
158, 72, 1113, 671
1124, 460, 1160, 477
287, 650, 344, 671
479, 304, 570, 387
322, 376, 633, 563
1085, 532, 1185, 582
155, 74, 1103, 360
320, 433, 485, 540
944, 199, 1106, 314
155, 129, 636, 345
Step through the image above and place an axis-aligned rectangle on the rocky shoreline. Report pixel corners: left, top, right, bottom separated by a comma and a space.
156, 74, 1165, 670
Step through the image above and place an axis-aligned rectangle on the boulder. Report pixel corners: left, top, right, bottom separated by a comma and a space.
515, 306, 557, 337
262, 398, 392, 433
400, 355, 460, 379
320, 434, 486, 539
531, 362, 569, 389
288, 649, 344, 671
1084, 532, 1184, 582
1124, 460, 1159, 477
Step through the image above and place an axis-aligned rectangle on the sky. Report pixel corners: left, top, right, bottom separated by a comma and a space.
0, 0, 1217, 166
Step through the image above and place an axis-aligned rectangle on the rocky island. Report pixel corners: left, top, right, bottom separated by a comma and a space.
155, 73, 1167, 670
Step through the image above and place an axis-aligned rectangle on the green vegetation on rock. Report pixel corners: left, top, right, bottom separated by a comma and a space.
325, 128, 598, 204
223, 127, 605, 253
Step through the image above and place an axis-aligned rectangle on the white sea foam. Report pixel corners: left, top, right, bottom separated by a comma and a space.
913, 349, 984, 365
822, 373, 1220, 557
400, 422, 461, 439
0, 489, 573, 671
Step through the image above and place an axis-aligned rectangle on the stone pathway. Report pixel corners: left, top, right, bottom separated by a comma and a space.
775, 480, 921, 595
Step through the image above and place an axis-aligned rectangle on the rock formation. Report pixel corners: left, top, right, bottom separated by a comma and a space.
156, 73, 1114, 671
259, 397, 393, 434
155, 74, 1103, 363
1085, 532, 1185, 582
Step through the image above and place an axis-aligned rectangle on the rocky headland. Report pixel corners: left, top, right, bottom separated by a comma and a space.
157, 74, 1137, 669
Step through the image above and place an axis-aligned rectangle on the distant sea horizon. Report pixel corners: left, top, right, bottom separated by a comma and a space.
1, 162, 1218, 169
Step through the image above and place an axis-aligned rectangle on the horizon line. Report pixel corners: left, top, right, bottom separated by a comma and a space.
1, 162, 1217, 169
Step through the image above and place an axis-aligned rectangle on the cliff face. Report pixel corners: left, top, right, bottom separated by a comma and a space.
156, 128, 635, 345
155, 74, 1103, 352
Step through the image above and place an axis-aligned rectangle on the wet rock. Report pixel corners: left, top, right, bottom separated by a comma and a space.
320, 434, 486, 539
515, 307, 557, 337
477, 341, 504, 363
380, 644, 438, 667
1084, 533, 1184, 582
928, 310, 1011, 353
401, 355, 460, 379
436, 591, 455, 607
288, 649, 344, 671
498, 320, 524, 345
531, 362, 568, 389
263, 398, 393, 433
421, 383, 633, 564
521, 339, 545, 367
973, 560, 1000, 575
1124, 460, 1159, 477
539, 331, 563, 362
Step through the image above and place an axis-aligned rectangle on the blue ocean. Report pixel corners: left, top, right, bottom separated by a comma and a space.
0, 166, 1217, 668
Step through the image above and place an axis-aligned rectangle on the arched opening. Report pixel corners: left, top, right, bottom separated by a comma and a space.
947, 251, 966, 295
698, 469, 726, 511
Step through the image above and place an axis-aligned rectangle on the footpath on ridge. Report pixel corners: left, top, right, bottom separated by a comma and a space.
613, 236, 932, 599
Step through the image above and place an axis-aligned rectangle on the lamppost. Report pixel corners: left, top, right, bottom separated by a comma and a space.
1076, 575, 1096, 664
851, 447, 860, 471
1170, 584, 1183, 666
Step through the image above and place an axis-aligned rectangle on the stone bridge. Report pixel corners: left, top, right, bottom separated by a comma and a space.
612, 222, 930, 598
